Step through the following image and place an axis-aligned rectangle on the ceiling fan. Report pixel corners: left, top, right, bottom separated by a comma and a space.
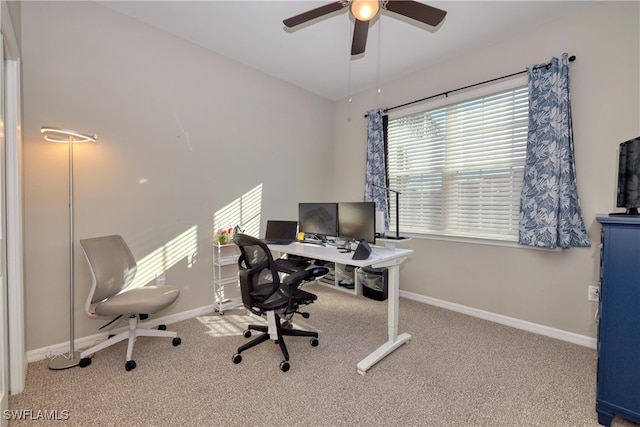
283, 0, 447, 56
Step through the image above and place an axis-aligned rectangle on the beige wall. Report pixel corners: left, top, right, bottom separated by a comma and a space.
332, 2, 640, 338
21, 2, 334, 351
21, 1, 640, 353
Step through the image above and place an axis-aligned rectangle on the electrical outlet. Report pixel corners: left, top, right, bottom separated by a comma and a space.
156, 272, 166, 286
588, 286, 600, 302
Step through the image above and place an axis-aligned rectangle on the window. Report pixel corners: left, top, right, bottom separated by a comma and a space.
387, 78, 528, 242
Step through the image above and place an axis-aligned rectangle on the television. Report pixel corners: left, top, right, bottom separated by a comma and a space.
338, 202, 376, 245
616, 136, 640, 215
298, 203, 338, 240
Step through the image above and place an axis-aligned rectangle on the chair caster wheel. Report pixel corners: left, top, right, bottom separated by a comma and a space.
79, 357, 92, 368
158, 324, 167, 330
172, 337, 182, 346
280, 361, 290, 372
243, 330, 252, 339
232, 354, 242, 364
310, 338, 319, 347
125, 360, 136, 371
302, 312, 310, 319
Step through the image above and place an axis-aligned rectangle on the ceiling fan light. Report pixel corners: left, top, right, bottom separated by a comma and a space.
350, 0, 380, 21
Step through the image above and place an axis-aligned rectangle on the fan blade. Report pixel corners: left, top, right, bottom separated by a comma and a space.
384, 0, 447, 27
283, 1, 347, 28
351, 19, 369, 55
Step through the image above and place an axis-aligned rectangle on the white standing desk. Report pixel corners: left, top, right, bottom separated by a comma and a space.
269, 242, 413, 375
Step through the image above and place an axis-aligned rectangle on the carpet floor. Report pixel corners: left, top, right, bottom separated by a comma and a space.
8, 283, 637, 427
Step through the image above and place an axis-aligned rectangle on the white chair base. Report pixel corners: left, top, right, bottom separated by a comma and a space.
80, 315, 177, 363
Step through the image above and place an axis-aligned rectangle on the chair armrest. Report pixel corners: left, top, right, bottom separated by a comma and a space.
281, 267, 328, 313
282, 269, 311, 287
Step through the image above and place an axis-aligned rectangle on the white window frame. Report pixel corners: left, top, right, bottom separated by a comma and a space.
387, 75, 528, 243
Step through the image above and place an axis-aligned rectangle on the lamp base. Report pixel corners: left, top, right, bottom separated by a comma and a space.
383, 235, 408, 240
48, 351, 82, 370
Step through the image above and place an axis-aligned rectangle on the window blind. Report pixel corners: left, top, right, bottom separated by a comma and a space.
387, 86, 528, 241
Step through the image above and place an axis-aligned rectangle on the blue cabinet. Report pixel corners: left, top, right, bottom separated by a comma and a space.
596, 216, 640, 426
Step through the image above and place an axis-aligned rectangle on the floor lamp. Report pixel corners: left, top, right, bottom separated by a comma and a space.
41, 126, 97, 370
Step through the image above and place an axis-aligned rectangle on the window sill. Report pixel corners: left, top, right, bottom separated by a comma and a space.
398, 232, 562, 252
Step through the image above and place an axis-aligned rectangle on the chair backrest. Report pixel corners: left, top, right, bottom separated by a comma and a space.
232, 234, 283, 312
80, 235, 137, 305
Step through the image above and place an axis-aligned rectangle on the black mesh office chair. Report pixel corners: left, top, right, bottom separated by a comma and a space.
231, 234, 328, 372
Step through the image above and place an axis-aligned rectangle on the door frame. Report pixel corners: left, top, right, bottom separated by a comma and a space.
2, 0, 25, 397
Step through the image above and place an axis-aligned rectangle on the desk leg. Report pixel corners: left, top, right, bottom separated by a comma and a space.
356, 264, 411, 375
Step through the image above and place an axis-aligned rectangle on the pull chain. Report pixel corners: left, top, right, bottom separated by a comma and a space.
376, 17, 382, 106
347, 16, 353, 121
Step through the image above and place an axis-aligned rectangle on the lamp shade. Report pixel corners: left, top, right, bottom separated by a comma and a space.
350, 0, 380, 21
40, 126, 97, 143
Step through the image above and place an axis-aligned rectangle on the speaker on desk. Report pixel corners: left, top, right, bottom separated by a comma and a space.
352, 240, 371, 260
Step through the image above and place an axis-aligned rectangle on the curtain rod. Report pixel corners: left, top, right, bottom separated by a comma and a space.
365, 55, 576, 117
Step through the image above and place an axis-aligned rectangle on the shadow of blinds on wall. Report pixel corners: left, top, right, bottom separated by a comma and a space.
213, 184, 263, 239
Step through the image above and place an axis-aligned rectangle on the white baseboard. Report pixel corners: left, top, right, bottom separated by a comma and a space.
26, 305, 218, 363
399, 290, 597, 349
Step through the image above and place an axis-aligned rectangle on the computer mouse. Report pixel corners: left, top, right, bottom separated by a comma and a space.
310, 267, 328, 277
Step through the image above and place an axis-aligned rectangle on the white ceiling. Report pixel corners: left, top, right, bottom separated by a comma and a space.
97, 1, 594, 101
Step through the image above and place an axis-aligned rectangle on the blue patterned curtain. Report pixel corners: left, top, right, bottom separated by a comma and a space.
364, 108, 389, 229
518, 53, 590, 249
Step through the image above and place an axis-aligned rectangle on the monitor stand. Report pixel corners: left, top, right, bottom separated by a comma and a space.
610, 207, 640, 216
337, 239, 355, 253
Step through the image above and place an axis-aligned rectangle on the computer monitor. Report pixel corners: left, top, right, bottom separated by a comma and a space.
338, 202, 376, 245
298, 203, 338, 240
615, 136, 640, 215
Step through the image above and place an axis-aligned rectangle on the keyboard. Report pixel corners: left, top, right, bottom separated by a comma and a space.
302, 239, 326, 246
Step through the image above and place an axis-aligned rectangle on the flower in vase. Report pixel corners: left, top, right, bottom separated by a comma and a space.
214, 226, 234, 244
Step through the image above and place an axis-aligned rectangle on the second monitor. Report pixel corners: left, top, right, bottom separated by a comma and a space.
338, 201, 376, 245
